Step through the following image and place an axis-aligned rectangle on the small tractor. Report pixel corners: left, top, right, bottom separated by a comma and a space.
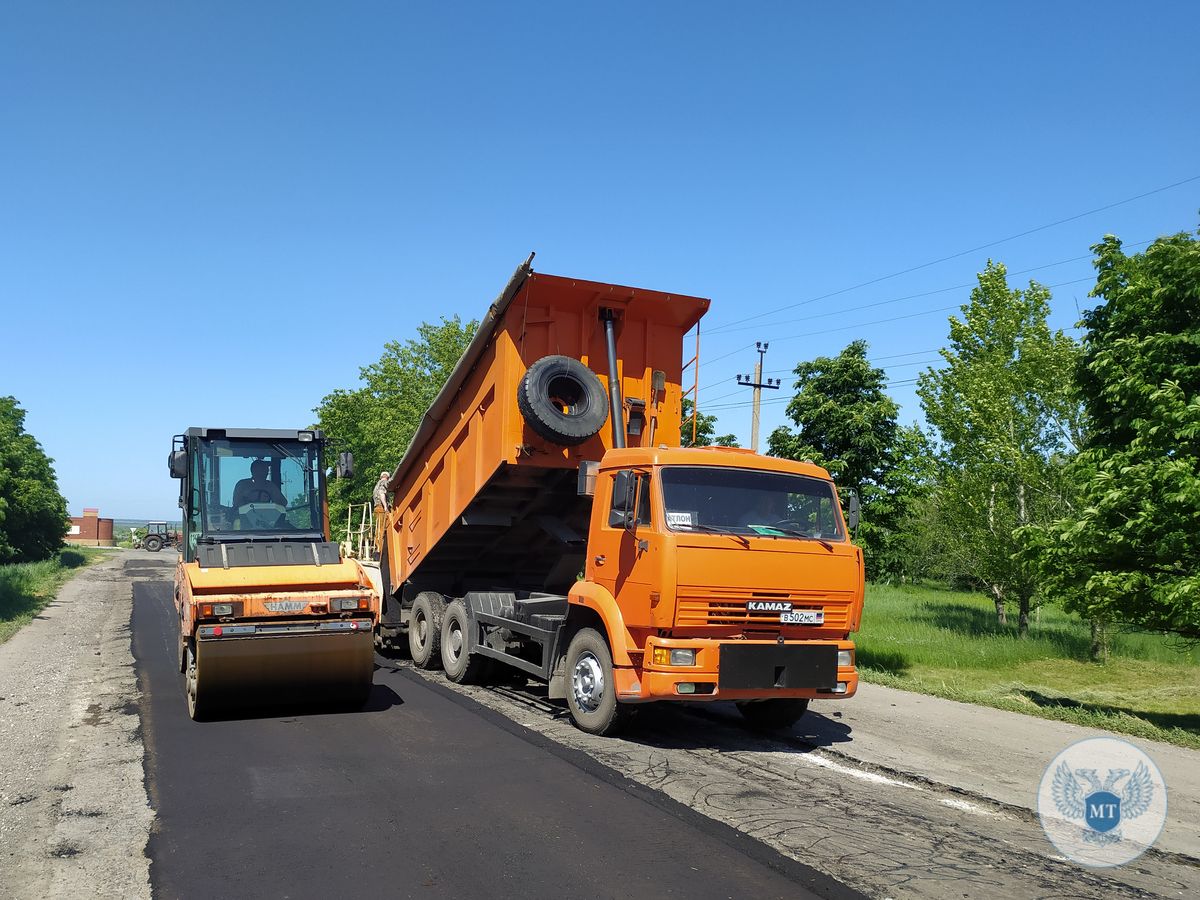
136, 521, 180, 552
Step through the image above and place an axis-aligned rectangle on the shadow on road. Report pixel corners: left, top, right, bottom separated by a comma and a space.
1020, 687, 1200, 733
626, 701, 854, 754
379, 650, 857, 752
194, 682, 404, 723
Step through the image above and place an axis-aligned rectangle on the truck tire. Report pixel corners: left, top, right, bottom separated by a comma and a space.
735, 698, 809, 731
440, 599, 489, 684
144, 535, 163, 552
564, 627, 631, 736
517, 355, 608, 446
408, 591, 446, 669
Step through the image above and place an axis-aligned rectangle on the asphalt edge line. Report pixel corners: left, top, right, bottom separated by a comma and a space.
127, 570, 168, 897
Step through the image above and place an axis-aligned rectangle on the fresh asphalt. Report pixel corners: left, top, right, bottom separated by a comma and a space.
132, 572, 861, 900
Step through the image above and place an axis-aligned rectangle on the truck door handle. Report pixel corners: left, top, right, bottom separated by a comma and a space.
594, 555, 606, 565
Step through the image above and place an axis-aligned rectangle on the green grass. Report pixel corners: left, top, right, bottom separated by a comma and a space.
857, 582, 1200, 750
0, 547, 108, 644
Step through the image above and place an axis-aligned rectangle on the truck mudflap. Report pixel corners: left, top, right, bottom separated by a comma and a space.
716, 643, 837, 691
190, 620, 374, 711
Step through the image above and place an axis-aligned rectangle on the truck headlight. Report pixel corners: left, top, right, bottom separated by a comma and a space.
838, 649, 853, 668
652, 647, 697, 666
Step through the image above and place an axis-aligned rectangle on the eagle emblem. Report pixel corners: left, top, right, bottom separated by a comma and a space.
1051, 761, 1155, 845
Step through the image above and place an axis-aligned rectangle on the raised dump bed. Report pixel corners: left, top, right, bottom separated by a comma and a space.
380, 257, 708, 597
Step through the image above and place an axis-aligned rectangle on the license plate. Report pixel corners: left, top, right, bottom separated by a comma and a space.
781, 609, 823, 625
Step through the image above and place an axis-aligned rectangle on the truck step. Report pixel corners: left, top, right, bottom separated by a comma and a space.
513, 594, 569, 622
528, 614, 567, 632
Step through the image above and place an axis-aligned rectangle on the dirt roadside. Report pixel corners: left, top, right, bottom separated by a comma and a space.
807, 680, 1200, 858
0, 551, 157, 900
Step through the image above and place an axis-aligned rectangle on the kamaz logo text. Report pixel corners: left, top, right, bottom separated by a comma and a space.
747, 601, 793, 612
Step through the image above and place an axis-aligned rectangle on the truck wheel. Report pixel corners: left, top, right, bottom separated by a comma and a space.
144, 535, 163, 552
517, 355, 608, 446
408, 591, 446, 669
735, 699, 809, 731
564, 628, 631, 736
440, 599, 489, 684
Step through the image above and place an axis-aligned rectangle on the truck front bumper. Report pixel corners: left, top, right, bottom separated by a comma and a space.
617, 637, 858, 703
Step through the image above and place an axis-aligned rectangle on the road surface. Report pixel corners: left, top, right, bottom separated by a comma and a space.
4, 552, 1199, 899
131, 561, 853, 900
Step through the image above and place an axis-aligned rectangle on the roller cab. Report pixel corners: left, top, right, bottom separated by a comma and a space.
170, 427, 379, 719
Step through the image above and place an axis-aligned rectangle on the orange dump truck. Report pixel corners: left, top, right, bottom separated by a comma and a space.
168, 427, 379, 719
378, 259, 864, 734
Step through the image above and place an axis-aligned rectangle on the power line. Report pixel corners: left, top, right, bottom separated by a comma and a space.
704, 376, 923, 413
707, 244, 1151, 337
704, 177, 1199, 333
696, 272, 1095, 393
765, 354, 941, 377
696, 275, 1096, 419
731, 356, 939, 396
775, 275, 1092, 343
704, 377, 924, 414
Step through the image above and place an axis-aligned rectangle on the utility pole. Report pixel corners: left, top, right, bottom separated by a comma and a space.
736, 342, 780, 452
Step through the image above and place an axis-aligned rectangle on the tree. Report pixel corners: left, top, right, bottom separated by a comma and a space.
680, 398, 737, 447
767, 340, 915, 578
917, 261, 1082, 635
1025, 230, 1200, 641
864, 423, 939, 581
0, 396, 69, 563
316, 317, 478, 511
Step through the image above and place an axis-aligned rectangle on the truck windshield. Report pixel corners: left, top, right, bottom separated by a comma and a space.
659, 466, 845, 541
195, 439, 323, 537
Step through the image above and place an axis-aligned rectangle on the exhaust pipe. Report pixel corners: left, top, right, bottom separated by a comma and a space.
601, 309, 626, 449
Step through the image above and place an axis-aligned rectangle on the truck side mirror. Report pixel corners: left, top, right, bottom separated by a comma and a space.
337, 451, 354, 479
168, 450, 187, 479
847, 491, 860, 532
608, 471, 635, 528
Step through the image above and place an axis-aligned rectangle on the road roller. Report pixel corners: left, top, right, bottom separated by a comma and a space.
168, 427, 379, 719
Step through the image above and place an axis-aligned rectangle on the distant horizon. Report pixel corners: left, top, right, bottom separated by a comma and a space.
69, 512, 183, 525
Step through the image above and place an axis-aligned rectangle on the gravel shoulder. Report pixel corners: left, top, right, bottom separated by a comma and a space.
0, 551, 158, 900
808, 680, 1200, 859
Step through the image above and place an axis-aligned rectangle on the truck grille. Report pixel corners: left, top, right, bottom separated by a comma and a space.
676, 587, 853, 631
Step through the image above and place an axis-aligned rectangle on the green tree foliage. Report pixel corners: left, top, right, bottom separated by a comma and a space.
767, 340, 918, 578
0, 397, 69, 564
316, 317, 478, 511
868, 423, 939, 581
1026, 231, 1200, 640
917, 262, 1082, 635
680, 398, 737, 447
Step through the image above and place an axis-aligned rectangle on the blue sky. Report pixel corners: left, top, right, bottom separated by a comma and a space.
2, 2, 1197, 519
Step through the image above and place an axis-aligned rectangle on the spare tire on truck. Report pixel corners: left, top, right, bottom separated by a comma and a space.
516, 355, 609, 446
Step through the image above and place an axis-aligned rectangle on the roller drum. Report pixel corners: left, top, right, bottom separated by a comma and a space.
188, 631, 374, 718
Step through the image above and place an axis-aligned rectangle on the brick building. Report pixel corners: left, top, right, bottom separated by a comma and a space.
66, 508, 115, 547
